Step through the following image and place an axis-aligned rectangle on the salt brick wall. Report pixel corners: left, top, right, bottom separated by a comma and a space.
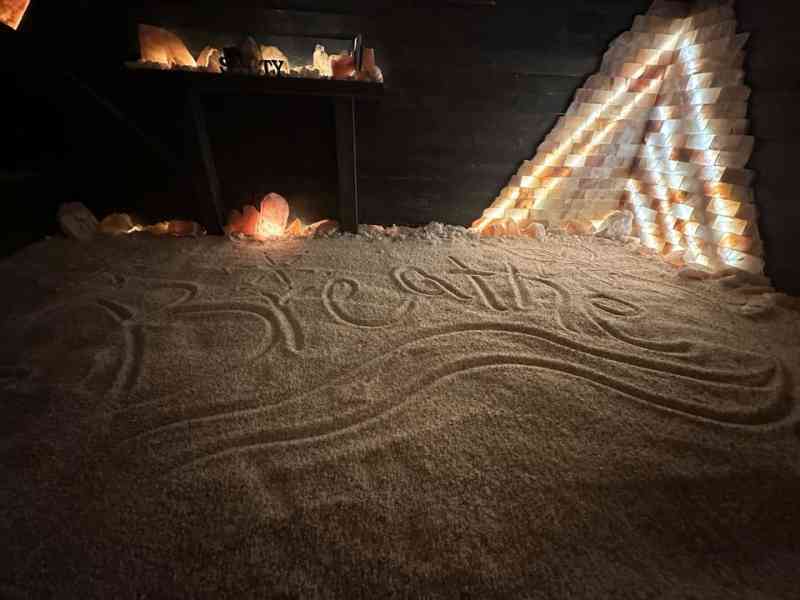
475, 0, 763, 275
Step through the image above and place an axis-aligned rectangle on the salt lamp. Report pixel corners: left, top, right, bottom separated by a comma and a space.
99, 213, 136, 235
258, 193, 290, 236
241, 205, 261, 236
313, 44, 333, 77
331, 54, 356, 80
138, 25, 197, 68
0, 0, 29, 30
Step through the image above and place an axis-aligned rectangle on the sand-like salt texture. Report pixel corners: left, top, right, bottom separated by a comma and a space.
1, 233, 799, 599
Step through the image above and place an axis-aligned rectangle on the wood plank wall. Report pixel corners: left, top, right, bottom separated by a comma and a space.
736, 0, 800, 294
127, 0, 653, 226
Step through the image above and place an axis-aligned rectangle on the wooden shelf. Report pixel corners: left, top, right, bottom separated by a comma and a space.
125, 66, 384, 99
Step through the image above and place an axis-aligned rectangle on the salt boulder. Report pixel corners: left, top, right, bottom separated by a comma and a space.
259, 193, 290, 234
595, 210, 633, 241
309, 220, 339, 238
58, 202, 98, 242
98, 213, 135, 235
521, 222, 547, 240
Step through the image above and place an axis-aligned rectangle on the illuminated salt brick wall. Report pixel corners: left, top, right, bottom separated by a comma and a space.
473, 0, 763, 274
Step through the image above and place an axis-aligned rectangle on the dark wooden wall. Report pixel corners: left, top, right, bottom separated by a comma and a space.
737, 0, 800, 294
4, 0, 800, 293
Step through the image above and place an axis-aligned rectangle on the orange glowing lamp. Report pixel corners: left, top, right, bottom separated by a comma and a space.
0, 0, 30, 30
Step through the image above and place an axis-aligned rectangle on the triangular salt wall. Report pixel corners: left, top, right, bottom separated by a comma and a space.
472, 0, 763, 274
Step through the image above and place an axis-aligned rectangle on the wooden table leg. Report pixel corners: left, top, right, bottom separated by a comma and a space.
335, 97, 358, 233
186, 90, 225, 234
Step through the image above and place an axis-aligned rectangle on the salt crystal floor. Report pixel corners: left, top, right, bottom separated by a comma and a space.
1, 233, 799, 598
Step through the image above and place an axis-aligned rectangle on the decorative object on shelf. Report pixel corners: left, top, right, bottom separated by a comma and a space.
331, 53, 356, 80
313, 44, 333, 77
239, 36, 263, 75
471, 0, 762, 275
261, 46, 291, 72
138, 24, 197, 68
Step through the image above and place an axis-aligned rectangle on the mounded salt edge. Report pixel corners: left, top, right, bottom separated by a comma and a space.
331, 222, 481, 242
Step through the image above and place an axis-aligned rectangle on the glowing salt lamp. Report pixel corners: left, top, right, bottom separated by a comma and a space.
331, 54, 356, 80
138, 24, 197, 68
0, 0, 29, 30
241, 205, 261, 236
257, 193, 290, 237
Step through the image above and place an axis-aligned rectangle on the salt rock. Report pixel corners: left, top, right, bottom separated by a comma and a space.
98, 213, 135, 235
167, 220, 204, 237
259, 193, 290, 233
57, 202, 98, 242
313, 44, 333, 77
309, 219, 339, 237
138, 25, 197, 68
678, 265, 715, 280
595, 210, 633, 241
505, 219, 522, 237
286, 218, 303, 237
225, 209, 245, 235
562, 220, 593, 236
663, 249, 686, 267
356, 48, 383, 83
521, 222, 546, 240
331, 54, 356, 79
241, 205, 261, 236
